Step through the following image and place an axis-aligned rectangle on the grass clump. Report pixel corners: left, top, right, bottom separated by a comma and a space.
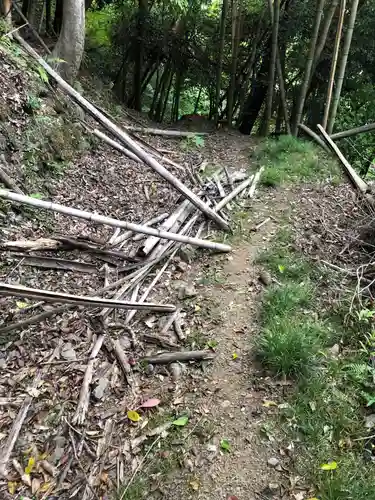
257, 226, 375, 499
255, 135, 340, 187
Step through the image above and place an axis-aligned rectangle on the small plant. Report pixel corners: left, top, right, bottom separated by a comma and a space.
25, 94, 41, 113
181, 134, 205, 151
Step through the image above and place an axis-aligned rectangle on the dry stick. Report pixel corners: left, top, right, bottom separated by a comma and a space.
0, 165, 24, 194
322, 0, 346, 129
331, 122, 375, 141
292, 0, 325, 135
56, 236, 138, 262
13, 35, 229, 232
0, 190, 231, 253
0, 371, 42, 476
317, 124, 368, 193
248, 167, 265, 198
112, 212, 169, 247
298, 123, 330, 153
1, 237, 61, 252
110, 339, 133, 386
139, 200, 193, 257
8, 253, 97, 274
73, 335, 105, 425
125, 283, 140, 324
123, 126, 207, 137
91, 128, 141, 163
12, 1, 51, 54
327, 0, 360, 134
108, 228, 121, 246
215, 175, 253, 211
0, 239, 184, 335
0, 282, 176, 312
173, 312, 185, 341
142, 350, 215, 364
160, 309, 180, 335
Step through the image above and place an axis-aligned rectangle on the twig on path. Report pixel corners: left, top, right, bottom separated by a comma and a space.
0, 371, 42, 476
142, 350, 215, 365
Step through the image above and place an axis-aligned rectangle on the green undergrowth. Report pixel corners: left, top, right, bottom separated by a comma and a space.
255, 135, 341, 187
0, 35, 92, 194
256, 227, 375, 499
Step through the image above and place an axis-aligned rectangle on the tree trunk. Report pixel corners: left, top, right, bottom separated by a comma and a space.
172, 69, 183, 121
214, 0, 229, 124
322, 0, 346, 129
53, 0, 63, 34
21, 0, 30, 16
161, 71, 173, 122
263, 0, 280, 136
194, 86, 202, 113
312, 0, 339, 69
133, 0, 148, 111
292, 0, 326, 135
2, 0, 12, 25
154, 63, 171, 122
45, 0, 52, 33
52, 0, 85, 82
227, 0, 241, 126
238, 43, 271, 135
327, 0, 360, 134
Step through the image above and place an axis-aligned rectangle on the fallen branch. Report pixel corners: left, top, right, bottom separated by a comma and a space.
142, 350, 215, 364
73, 335, 105, 425
173, 312, 185, 341
317, 124, 368, 193
298, 123, 330, 153
0, 165, 24, 194
0, 190, 231, 253
112, 212, 169, 247
123, 126, 207, 137
331, 122, 375, 141
0, 282, 176, 312
91, 128, 141, 163
248, 166, 265, 198
14, 35, 229, 231
110, 339, 134, 386
215, 176, 253, 211
56, 236, 139, 262
8, 253, 96, 273
0, 371, 42, 476
1, 237, 61, 251
140, 333, 179, 349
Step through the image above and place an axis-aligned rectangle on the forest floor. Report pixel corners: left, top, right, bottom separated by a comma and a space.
1, 35, 375, 500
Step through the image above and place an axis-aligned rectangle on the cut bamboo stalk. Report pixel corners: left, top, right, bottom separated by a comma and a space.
330, 122, 375, 140
73, 335, 105, 425
112, 212, 169, 247
123, 126, 207, 137
0, 282, 176, 312
110, 339, 133, 386
142, 350, 215, 364
125, 284, 140, 324
248, 167, 265, 198
139, 201, 193, 256
160, 309, 180, 335
298, 123, 330, 153
14, 35, 229, 231
8, 253, 97, 274
92, 128, 141, 163
317, 124, 368, 193
215, 176, 253, 211
109, 228, 121, 245
0, 190, 231, 253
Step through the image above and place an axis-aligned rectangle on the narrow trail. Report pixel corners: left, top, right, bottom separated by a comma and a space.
160, 133, 288, 499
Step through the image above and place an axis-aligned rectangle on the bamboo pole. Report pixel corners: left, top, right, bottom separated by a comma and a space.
14, 35, 229, 231
0, 190, 231, 253
292, 0, 326, 135
91, 129, 141, 163
330, 122, 375, 140
312, 0, 340, 69
0, 282, 176, 312
264, 0, 280, 136
317, 124, 368, 193
123, 126, 207, 137
327, 0, 360, 134
322, 0, 346, 129
214, 176, 253, 211
298, 123, 330, 153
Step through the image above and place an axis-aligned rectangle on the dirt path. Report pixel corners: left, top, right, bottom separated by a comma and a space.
159, 133, 284, 500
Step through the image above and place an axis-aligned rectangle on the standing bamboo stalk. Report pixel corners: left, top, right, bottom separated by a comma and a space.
322, 0, 346, 129
264, 0, 280, 136
215, 0, 229, 124
292, 0, 326, 135
312, 0, 340, 69
0, 190, 231, 253
13, 34, 229, 232
327, 0, 360, 134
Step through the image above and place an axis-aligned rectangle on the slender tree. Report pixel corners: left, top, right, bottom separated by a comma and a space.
328, 0, 360, 134
227, 0, 241, 126
322, 0, 346, 129
263, 0, 280, 136
214, 0, 229, 124
312, 0, 340, 69
52, 0, 85, 82
133, 0, 148, 111
292, 0, 326, 135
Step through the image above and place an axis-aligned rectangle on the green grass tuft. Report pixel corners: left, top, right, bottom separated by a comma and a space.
255, 135, 340, 186
257, 317, 324, 377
